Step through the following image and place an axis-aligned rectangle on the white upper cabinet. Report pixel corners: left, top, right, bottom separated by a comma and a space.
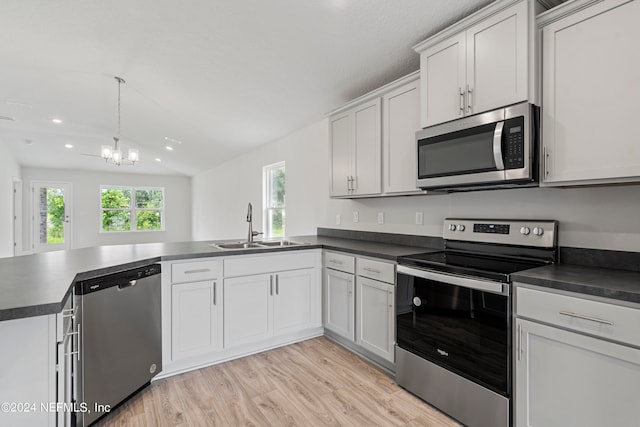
329, 98, 381, 198
419, 34, 466, 127
539, 0, 640, 186
382, 76, 423, 195
329, 72, 422, 198
467, 0, 528, 114
415, 0, 537, 128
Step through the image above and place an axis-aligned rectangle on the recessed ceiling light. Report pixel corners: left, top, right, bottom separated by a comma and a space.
164, 136, 183, 145
165, 146, 173, 151
64, 144, 73, 149
52, 118, 63, 124
155, 158, 162, 162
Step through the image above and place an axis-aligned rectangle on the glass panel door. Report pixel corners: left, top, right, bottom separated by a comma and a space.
32, 182, 71, 252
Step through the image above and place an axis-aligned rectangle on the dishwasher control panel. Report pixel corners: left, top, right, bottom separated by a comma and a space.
75, 264, 162, 295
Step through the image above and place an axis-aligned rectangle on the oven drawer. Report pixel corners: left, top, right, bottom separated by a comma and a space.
324, 251, 355, 274
357, 258, 394, 284
172, 259, 219, 283
516, 286, 640, 348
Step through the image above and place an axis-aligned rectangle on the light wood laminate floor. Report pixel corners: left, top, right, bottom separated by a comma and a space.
96, 337, 460, 426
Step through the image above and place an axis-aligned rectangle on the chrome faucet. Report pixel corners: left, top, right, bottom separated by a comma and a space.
246, 202, 262, 243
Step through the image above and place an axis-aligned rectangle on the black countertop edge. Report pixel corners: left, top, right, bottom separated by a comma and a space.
317, 228, 445, 250
512, 264, 640, 305
0, 302, 63, 322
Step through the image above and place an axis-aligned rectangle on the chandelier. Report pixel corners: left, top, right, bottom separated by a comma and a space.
101, 76, 139, 165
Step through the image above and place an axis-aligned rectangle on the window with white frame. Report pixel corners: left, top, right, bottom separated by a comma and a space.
100, 186, 164, 232
263, 162, 285, 238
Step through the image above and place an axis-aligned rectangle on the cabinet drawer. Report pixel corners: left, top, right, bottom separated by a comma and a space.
324, 251, 355, 274
357, 258, 395, 284
172, 259, 219, 283
224, 251, 317, 277
516, 286, 640, 348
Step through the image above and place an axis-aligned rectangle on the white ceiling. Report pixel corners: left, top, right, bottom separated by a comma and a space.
0, 0, 494, 176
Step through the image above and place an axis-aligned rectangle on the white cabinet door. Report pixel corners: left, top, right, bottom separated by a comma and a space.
329, 112, 351, 196
419, 33, 466, 128
0, 315, 55, 427
224, 274, 272, 348
352, 98, 382, 196
356, 277, 395, 362
273, 268, 314, 336
466, 0, 528, 115
541, 0, 640, 185
324, 268, 355, 341
171, 280, 222, 360
515, 318, 640, 427
383, 78, 421, 194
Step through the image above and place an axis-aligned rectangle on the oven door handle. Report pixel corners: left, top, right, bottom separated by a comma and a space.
493, 121, 505, 171
397, 265, 506, 295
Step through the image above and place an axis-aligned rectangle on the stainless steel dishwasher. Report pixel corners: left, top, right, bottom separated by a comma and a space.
75, 264, 162, 426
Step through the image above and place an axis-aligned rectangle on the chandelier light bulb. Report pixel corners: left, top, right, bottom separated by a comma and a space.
128, 148, 139, 163
101, 145, 113, 159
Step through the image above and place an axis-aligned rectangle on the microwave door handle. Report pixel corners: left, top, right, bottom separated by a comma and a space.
493, 121, 505, 170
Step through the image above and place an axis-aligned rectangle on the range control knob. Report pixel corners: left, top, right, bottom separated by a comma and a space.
520, 226, 531, 236
533, 227, 544, 236
458, 224, 465, 232
448, 224, 457, 231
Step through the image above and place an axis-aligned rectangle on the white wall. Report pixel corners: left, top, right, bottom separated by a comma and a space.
192, 117, 640, 253
192, 119, 332, 240
0, 142, 22, 258
21, 168, 191, 249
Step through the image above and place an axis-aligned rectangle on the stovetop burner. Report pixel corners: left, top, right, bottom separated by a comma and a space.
399, 251, 547, 283
398, 219, 559, 283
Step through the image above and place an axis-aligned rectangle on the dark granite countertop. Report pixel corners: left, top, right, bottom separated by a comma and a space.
0, 235, 434, 321
512, 264, 640, 305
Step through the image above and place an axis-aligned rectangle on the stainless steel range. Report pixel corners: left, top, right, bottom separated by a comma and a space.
395, 219, 558, 427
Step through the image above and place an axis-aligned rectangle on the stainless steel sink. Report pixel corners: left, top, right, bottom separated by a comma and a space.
258, 240, 305, 247
212, 242, 264, 250
211, 240, 307, 250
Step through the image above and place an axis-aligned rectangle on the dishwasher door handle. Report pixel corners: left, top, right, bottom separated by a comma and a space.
117, 280, 137, 290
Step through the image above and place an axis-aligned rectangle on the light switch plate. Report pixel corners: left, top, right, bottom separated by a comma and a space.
353, 211, 359, 223
378, 212, 384, 224
416, 212, 424, 225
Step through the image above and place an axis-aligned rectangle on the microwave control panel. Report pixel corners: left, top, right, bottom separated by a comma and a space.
504, 116, 525, 169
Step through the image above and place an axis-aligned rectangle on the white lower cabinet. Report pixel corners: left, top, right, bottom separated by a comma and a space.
515, 318, 640, 427
0, 315, 56, 427
171, 280, 222, 360
224, 268, 317, 348
355, 277, 395, 362
515, 286, 640, 427
324, 268, 355, 341
224, 274, 272, 347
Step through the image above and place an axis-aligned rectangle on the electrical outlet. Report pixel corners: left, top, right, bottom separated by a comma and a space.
353, 211, 359, 223
378, 212, 384, 224
335, 214, 341, 225
416, 212, 424, 225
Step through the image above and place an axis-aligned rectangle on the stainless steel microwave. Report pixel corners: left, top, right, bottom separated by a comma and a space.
416, 102, 539, 192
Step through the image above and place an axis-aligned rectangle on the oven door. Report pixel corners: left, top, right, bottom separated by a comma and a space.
396, 265, 511, 396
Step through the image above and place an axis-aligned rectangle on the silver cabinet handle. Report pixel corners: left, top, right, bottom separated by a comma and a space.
543, 146, 550, 179
493, 121, 505, 171
270, 275, 274, 296
347, 176, 351, 191
459, 87, 465, 115
559, 311, 614, 326
185, 268, 210, 274
352, 176, 357, 191
275, 275, 279, 295
213, 281, 217, 306
363, 267, 382, 274
467, 84, 473, 114
329, 259, 344, 265
517, 323, 522, 361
